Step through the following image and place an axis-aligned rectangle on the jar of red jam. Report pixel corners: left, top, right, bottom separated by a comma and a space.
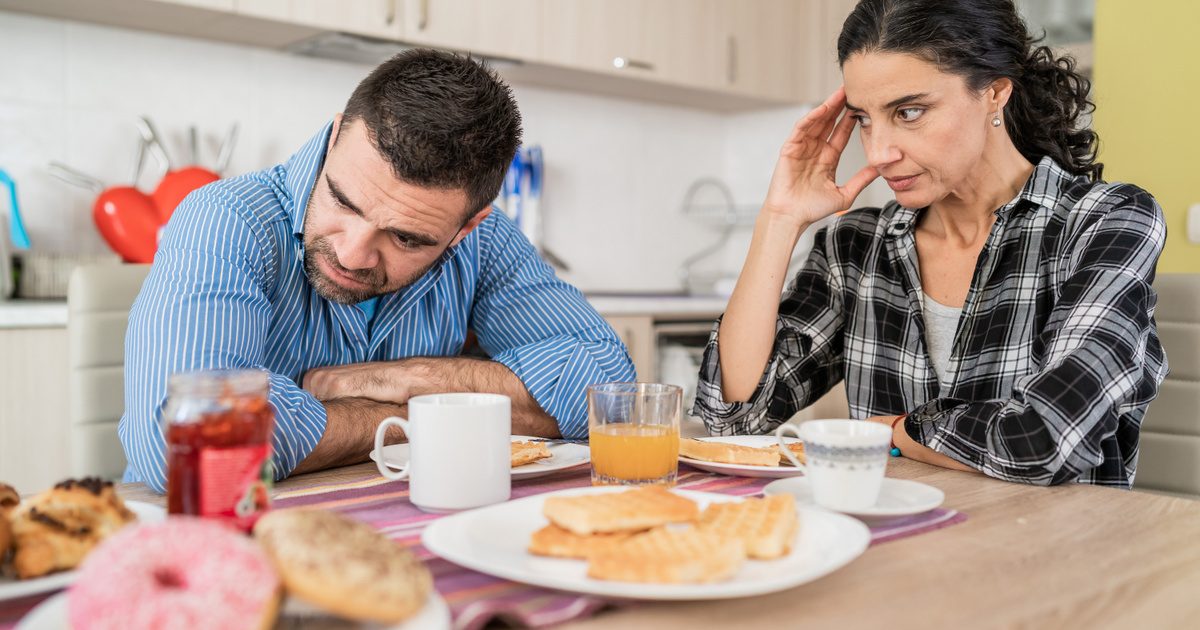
163, 369, 274, 531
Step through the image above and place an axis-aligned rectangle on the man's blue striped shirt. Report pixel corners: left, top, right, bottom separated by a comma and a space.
120, 122, 634, 492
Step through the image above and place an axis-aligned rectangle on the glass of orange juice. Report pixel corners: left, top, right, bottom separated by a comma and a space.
587, 383, 681, 486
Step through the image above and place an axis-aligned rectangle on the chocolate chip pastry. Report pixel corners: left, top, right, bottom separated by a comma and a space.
9, 477, 136, 579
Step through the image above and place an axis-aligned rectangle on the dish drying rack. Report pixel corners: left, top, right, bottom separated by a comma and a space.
677, 178, 758, 296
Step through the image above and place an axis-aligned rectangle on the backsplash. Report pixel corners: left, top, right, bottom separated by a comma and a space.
0, 10, 890, 293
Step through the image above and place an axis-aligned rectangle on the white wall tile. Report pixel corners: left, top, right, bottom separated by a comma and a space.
0, 9, 882, 289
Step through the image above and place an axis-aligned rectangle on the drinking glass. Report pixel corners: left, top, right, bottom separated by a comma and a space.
587, 383, 681, 486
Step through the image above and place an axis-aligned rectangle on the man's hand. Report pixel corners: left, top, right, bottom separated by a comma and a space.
303, 361, 411, 403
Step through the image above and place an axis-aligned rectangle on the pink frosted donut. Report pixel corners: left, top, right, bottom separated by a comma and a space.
69, 517, 280, 630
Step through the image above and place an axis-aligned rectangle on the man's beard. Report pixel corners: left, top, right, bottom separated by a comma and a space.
303, 235, 436, 304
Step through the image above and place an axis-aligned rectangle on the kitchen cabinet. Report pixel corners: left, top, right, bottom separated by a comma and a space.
398, 0, 543, 62
0, 326, 70, 493
715, 0, 803, 102
801, 0, 857, 103
237, 0, 402, 40
542, 0, 719, 90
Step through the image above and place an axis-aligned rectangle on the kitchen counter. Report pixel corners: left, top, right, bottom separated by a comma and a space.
0, 299, 68, 328
585, 293, 728, 318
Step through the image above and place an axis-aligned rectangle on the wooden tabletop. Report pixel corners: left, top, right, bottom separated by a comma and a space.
120, 459, 1200, 629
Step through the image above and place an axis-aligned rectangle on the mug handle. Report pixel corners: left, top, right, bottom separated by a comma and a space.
775, 423, 807, 473
374, 416, 411, 481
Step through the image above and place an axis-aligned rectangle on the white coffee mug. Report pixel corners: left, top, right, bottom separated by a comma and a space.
776, 419, 893, 511
374, 393, 512, 513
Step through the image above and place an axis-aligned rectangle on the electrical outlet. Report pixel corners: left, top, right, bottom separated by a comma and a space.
1189, 204, 1200, 244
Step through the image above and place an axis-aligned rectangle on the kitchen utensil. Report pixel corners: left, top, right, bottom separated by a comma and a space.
0, 169, 31, 250
215, 123, 238, 175
48, 161, 160, 264
137, 116, 220, 222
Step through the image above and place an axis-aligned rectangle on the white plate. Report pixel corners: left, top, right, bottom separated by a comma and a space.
0, 501, 165, 602
764, 477, 945, 517
422, 486, 870, 601
678, 435, 807, 479
371, 435, 590, 481
17, 589, 451, 630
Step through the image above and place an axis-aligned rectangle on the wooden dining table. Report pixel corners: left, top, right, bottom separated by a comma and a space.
116, 457, 1200, 629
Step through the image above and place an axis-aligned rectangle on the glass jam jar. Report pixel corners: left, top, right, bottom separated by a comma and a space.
163, 369, 274, 531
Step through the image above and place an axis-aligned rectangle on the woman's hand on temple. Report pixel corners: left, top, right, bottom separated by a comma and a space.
762, 87, 880, 227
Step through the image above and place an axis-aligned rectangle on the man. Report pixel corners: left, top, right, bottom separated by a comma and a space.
121, 50, 634, 493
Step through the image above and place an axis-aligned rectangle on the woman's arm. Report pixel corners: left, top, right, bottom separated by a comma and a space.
718, 87, 878, 402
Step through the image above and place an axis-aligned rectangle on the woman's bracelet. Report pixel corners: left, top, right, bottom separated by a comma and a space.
889, 414, 907, 457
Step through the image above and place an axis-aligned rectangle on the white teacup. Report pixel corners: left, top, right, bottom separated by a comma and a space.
776, 419, 893, 511
374, 393, 512, 513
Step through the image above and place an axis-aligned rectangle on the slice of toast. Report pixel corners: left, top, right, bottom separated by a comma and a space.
679, 439, 781, 467
511, 441, 553, 468
542, 486, 700, 535
697, 494, 798, 559
527, 525, 635, 559
586, 527, 745, 584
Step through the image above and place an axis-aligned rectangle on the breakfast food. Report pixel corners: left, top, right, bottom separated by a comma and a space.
543, 485, 700, 535
781, 442, 807, 465
254, 508, 432, 624
68, 518, 281, 630
528, 524, 635, 559
10, 477, 137, 579
679, 439, 782, 467
586, 527, 745, 584
511, 441, 553, 467
697, 495, 798, 559
0, 483, 17, 557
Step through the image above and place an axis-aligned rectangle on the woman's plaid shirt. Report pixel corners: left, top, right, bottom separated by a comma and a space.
695, 157, 1167, 488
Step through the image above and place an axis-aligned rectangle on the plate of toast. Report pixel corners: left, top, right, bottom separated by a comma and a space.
422, 485, 870, 600
678, 436, 808, 478
371, 436, 590, 480
0, 478, 165, 601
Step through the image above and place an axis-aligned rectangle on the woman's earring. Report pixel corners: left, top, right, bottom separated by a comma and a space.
991, 114, 1002, 127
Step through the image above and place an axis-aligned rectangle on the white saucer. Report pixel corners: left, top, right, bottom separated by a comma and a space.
371, 435, 589, 481
764, 477, 945, 517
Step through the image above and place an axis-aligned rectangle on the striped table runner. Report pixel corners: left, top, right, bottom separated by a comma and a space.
273, 466, 966, 629
0, 466, 966, 629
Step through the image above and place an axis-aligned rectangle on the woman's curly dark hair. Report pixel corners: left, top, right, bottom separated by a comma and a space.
836, 0, 1102, 181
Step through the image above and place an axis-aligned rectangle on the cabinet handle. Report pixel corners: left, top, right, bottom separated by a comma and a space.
612, 57, 654, 71
418, 0, 429, 30
727, 36, 738, 84
385, 0, 396, 26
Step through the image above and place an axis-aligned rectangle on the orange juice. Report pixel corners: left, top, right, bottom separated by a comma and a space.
589, 423, 680, 486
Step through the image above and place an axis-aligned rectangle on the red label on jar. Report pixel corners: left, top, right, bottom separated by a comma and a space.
198, 445, 271, 531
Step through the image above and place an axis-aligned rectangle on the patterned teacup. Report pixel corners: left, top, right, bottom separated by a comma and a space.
776, 420, 892, 511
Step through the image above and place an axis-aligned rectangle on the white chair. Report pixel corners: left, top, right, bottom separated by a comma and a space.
1136, 273, 1200, 497
67, 264, 151, 480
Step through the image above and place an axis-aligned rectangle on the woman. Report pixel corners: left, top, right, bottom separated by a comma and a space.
694, 0, 1167, 488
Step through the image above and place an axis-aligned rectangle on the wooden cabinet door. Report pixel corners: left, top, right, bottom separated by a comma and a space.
400, 0, 543, 61
602, 315, 657, 382
285, 0, 403, 39
715, 0, 801, 102
544, 0, 721, 88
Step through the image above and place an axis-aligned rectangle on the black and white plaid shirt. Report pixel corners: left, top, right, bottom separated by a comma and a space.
695, 157, 1167, 488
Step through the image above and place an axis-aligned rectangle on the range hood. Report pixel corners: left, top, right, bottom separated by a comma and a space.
285, 31, 520, 68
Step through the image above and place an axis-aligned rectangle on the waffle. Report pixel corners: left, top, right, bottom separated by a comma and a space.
679, 439, 781, 467
586, 527, 745, 583
527, 524, 635, 559
697, 495, 798, 559
542, 486, 700, 535
511, 441, 553, 467
780, 442, 807, 466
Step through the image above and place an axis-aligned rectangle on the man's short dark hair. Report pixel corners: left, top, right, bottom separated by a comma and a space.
342, 49, 522, 217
